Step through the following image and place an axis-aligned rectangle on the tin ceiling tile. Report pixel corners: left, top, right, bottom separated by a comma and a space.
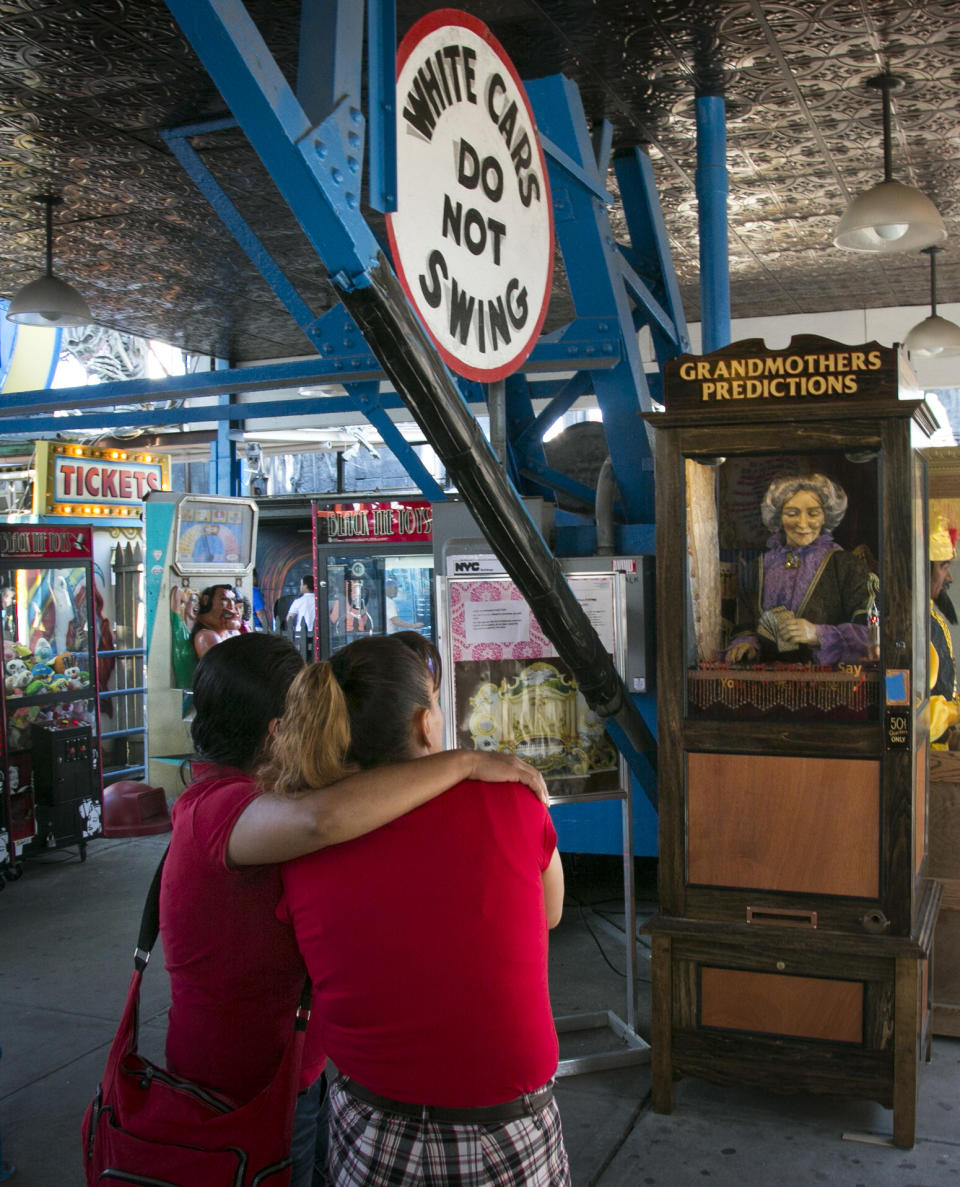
0, 0, 956, 361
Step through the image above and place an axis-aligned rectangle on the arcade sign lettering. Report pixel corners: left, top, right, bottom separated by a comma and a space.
0, 525, 92, 561
315, 501, 433, 545
663, 336, 898, 411
56, 458, 162, 501
386, 9, 553, 382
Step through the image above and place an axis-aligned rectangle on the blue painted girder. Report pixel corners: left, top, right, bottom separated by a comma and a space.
526, 74, 661, 524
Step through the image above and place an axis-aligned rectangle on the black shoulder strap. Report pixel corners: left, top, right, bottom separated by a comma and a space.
134, 847, 168, 972
131, 844, 311, 1019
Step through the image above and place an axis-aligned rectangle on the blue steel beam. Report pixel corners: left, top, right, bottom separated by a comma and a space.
526, 74, 656, 522
211, 359, 240, 496
344, 381, 446, 502
297, 0, 364, 129
504, 373, 552, 502
0, 339, 619, 427
165, 0, 380, 291
614, 147, 690, 362
696, 94, 731, 352
0, 357, 379, 417
160, 125, 319, 333
366, 0, 398, 213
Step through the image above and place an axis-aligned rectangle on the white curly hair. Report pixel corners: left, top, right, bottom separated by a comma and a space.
760, 473, 848, 534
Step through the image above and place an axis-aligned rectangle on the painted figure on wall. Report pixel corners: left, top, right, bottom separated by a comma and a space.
191, 585, 243, 659
170, 586, 199, 689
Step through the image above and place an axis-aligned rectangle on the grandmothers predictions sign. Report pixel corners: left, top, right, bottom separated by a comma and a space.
387, 9, 554, 382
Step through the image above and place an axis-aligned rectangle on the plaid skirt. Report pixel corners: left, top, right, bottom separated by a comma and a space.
327, 1076, 572, 1186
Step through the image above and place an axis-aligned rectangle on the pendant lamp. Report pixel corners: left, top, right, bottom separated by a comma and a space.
6, 194, 93, 327
833, 75, 946, 254
903, 246, 960, 358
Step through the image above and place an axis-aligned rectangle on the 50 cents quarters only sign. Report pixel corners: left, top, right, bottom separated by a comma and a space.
386, 9, 554, 382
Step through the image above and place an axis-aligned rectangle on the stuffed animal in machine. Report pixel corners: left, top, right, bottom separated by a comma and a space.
23, 662, 54, 695
5, 657, 29, 695
63, 665, 89, 690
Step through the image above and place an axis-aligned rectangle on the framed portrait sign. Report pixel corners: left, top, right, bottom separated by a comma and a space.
438, 571, 626, 797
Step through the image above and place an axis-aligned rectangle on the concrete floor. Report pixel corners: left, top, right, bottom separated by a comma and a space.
0, 835, 958, 1186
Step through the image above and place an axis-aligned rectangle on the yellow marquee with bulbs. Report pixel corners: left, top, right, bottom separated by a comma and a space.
32, 441, 170, 519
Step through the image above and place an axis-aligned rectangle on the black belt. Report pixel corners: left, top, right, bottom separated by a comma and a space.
339, 1077, 554, 1124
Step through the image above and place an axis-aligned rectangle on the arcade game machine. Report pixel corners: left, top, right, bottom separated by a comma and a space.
645, 335, 938, 1148
143, 493, 258, 796
432, 497, 654, 1071
0, 524, 103, 878
312, 498, 435, 659
430, 497, 657, 859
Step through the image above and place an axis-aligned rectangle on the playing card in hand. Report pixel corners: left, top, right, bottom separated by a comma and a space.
757, 605, 799, 652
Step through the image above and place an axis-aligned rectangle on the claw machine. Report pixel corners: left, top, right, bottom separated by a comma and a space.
312, 499, 435, 659
0, 524, 103, 877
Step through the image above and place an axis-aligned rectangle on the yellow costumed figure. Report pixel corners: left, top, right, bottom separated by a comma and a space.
929, 515, 960, 747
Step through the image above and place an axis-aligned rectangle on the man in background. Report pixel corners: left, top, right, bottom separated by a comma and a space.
286, 575, 316, 634
384, 578, 423, 634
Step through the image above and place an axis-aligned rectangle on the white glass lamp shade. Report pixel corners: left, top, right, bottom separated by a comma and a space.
903, 314, 960, 358
6, 272, 92, 327
833, 179, 947, 253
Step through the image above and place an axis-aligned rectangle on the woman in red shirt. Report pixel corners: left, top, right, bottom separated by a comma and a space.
159, 632, 548, 1187
271, 633, 570, 1186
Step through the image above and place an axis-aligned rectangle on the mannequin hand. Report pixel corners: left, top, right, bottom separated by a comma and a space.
467, 749, 549, 803
726, 641, 758, 663
779, 615, 820, 647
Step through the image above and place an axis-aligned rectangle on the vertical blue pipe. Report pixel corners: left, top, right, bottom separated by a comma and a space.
695, 94, 731, 352
211, 358, 239, 495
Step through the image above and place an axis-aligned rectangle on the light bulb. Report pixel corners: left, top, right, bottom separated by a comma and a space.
874, 222, 909, 241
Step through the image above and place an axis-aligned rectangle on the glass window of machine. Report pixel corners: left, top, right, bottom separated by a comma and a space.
685, 451, 880, 722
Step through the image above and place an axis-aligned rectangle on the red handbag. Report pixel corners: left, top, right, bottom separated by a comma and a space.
81, 852, 311, 1186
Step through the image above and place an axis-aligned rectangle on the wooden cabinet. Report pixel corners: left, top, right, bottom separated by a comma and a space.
928, 750, 960, 1036
645, 336, 939, 1148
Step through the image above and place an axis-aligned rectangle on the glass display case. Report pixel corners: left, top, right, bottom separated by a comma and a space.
0, 526, 102, 874
686, 449, 882, 723
314, 500, 435, 659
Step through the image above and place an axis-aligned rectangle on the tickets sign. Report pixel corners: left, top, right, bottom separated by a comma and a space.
33, 441, 169, 517
387, 9, 553, 382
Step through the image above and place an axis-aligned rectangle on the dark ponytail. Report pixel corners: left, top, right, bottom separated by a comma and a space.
191, 632, 303, 770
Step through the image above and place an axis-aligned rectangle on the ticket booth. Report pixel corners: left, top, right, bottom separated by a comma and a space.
644, 335, 939, 1148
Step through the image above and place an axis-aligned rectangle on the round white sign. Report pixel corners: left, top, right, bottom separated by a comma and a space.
387, 9, 554, 382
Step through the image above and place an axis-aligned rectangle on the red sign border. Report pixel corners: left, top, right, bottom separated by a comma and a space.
386, 7, 554, 383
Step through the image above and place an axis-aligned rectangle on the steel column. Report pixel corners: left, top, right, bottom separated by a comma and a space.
695, 93, 731, 352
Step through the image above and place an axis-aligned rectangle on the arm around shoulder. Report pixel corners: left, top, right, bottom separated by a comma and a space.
227, 749, 497, 867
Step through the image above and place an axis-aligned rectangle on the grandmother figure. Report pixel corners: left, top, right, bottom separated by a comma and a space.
724, 472, 873, 666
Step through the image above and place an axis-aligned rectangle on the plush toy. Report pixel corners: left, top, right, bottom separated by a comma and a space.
5, 657, 29, 695
33, 636, 54, 664
63, 666, 89, 690
7, 705, 40, 748
23, 662, 54, 696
